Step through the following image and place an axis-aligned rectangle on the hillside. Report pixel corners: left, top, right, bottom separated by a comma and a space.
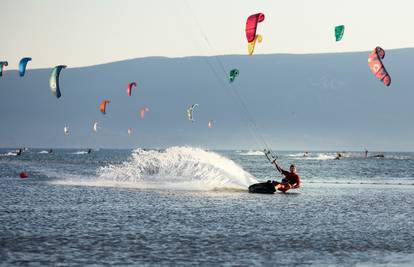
0, 49, 412, 150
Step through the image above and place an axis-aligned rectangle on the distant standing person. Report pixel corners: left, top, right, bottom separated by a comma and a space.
364, 149, 368, 158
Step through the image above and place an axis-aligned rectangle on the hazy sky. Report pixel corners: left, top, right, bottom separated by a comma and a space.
2, 0, 414, 69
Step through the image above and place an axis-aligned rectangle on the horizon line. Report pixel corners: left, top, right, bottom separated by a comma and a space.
3, 46, 413, 71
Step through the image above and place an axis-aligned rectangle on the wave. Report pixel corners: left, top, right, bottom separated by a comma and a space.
71, 151, 88, 155
287, 153, 305, 157
312, 154, 337, 160
371, 154, 413, 160
306, 180, 414, 186
288, 152, 414, 161
289, 153, 337, 160
0, 151, 18, 157
38, 150, 49, 154
93, 146, 257, 191
238, 150, 264, 156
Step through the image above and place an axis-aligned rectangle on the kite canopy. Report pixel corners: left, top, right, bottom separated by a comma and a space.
368, 47, 391, 86
93, 122, 98, 133
100, 100, 110, 114
64, 126, 69, 135
140, 107, 149, 119
19, 57, 32, 77
128, 128, 133, 135
0, 61, 8, 77
127, 82, 137, 96
187, 104, 198, 122
246, 13, 265, 55
229, 69, 239, 83
208, 120, 214, 129
49, 65, 67, 98
335, 25, 345, 42
245, 13, 265, 43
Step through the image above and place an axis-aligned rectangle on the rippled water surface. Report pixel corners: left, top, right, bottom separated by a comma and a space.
1, 148, 414, 266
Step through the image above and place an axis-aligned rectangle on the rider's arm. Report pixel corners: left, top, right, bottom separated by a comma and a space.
274, 160, 289, 175
280, 169, 290, 176
271, 159, 284, 174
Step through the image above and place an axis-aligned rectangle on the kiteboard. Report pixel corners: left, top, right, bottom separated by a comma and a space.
248, 180, 276, 194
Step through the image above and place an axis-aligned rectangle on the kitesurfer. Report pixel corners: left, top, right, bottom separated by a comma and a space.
48, 149, 53, 154
87, 149, 92, 154
16, 149, 22, 156
270, 160, 300, 193
335, 153, 342, 160
364, 149, 368, 158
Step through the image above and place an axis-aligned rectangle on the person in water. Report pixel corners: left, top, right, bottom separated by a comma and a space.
270, 160, 300, 192
16, 148, 23, 156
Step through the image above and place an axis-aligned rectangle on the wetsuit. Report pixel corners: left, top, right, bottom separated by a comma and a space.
271, 159, 301, 192
281, 170, 300, 186
276, 169, 300, 192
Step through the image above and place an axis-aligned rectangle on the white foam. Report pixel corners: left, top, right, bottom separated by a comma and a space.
289, 153, 337, 160
39, 150, 49, 154
93, 146, 257, 191
238, 150, 264, 156
287, 153, 305, 157
71, 151, 88, 155
0, 152, 18, 157
313, 153, 337, 160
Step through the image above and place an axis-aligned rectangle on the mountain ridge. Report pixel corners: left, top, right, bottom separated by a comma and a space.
0, 49, 412, 150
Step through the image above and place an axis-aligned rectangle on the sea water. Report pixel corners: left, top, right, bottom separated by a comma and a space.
1, 147, 414, 266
